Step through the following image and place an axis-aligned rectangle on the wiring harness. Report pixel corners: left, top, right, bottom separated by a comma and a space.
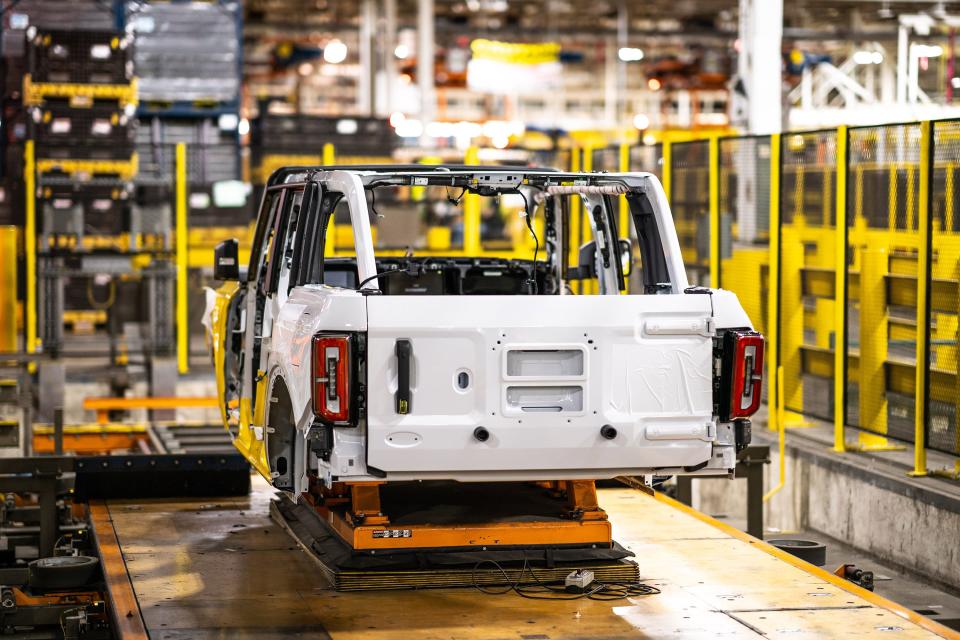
471, 559, 661, 601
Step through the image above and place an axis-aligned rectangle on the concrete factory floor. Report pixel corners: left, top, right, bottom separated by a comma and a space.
92, 477, 958, 639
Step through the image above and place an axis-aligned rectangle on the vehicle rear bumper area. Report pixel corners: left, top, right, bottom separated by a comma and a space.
364, 295, 738, 481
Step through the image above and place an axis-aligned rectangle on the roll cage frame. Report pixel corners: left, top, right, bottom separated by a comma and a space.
249, 165, 688, 300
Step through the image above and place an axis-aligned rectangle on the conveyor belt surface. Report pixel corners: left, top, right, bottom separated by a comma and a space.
96, 478, 958, 639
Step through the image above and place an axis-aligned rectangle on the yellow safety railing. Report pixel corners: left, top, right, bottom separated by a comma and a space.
9, 122, 959, 480
25, 141, 37, 369
660, 119, 960, 478
175, 143, 189, 374
0, 227, 16, 353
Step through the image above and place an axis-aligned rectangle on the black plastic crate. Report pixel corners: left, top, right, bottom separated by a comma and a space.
250, 114, 397, 158
41, 182, 130, 202
28, 29, 132, 84
30, 103, 134, 159
42, 186, 129, 235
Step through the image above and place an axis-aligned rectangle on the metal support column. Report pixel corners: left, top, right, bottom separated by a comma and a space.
569, 148, 582, 294
358, 0, 376, 115
463, 146, 481, 255
323, 143, 336, 256
912, 120, 933, 477
24, 142, 37, 364
709, 135, 721, 289
175, 143, 188, 375
0, 227, 16, 352
581, 146, 594, 295
417, 0, 435, 126
834, 126, 848, 453
767, 133, 782, 426
739, 0, 784, 134
618, 143, 630, 238
662, 141, 672, 204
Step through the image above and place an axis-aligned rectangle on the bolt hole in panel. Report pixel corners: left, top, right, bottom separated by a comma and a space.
505, 349, 585, 378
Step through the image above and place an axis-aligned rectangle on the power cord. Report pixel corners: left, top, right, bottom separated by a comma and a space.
471, 559, 661, 601
517, 189, 539, 294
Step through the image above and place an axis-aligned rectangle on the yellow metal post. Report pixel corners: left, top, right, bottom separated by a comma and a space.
175, 143, 189, 375
322, 143, 335, 166
661, 141, 672, 204
708, 135, 720, 289
767, 133, 781, 429
569, 147, 582, 294
463, 146, 481, 255
618, 143, 630, 238
911, 120, 932, 477
24, 141, 37, 363
0, 227, 16, 353
581, 146, 594, 294
833, 126, 848, 452
323, 143, 336, 256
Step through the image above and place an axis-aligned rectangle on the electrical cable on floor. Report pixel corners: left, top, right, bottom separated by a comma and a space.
471, 559, 660, 601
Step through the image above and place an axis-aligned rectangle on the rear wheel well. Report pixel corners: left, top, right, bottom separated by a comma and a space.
266, 376, 296, 491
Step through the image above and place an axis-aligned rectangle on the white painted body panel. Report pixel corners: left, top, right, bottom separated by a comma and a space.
363, 294, 719, 478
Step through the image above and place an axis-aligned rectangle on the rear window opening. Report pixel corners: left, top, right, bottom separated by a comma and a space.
273, 175, 673, 297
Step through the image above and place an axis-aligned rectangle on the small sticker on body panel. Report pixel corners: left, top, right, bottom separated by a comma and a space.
372, 529, 413, 539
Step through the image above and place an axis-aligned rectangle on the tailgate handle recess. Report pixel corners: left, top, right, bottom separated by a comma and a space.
395, 339, 412, 414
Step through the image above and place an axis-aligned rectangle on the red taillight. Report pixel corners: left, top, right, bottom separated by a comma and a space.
312, 334, 352, 424
719, 330, 764, 421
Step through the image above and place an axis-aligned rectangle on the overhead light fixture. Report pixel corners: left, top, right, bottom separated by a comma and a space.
633, 113, 650, 130
219, 114, 239, 131
618, 47, 644, 62
394, 44, 409, 59
323, 39, 348, 64
647, 78, 661, 91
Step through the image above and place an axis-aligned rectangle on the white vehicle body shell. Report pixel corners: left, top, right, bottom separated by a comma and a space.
221, 169, 756, 494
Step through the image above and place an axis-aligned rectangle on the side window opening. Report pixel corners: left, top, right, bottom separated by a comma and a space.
301, 192, 349, 288
264, 188, 303, 296
274, 191, 304, 297
291, 182, 321, 289
248, 191, 283, 284
627, 191, 671, 294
